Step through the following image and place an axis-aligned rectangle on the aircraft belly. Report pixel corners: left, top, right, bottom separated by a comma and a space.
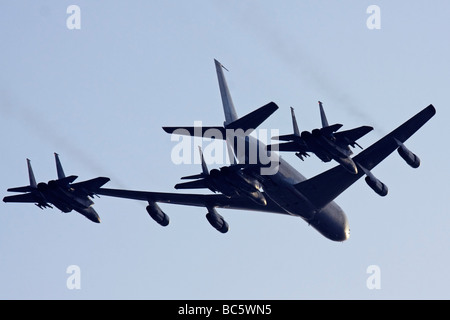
44, 188, 91, 213
265, 185, 316, 219
261, 162, 317, 220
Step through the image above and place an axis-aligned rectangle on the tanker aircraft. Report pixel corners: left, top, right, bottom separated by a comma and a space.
97, 59, 435, 241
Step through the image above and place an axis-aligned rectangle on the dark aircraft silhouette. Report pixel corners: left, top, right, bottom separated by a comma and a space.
269, 102, 373, 174
173, 147, 267, 233
3, 153, 110, 223
175, 147, 267, 205
96, 59, 435, 241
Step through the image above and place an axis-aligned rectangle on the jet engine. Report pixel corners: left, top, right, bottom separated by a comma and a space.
365, 175, 388, 197
206, 208, 229, 233
395, 139, 420, 168
360, 165, 388, 197
146, 201, 169, 226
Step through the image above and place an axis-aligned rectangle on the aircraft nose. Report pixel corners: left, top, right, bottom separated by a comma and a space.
309, 206, 350, 242
344, 224, 350, 241
339, 212, 350, 241
81, 207, 101, 223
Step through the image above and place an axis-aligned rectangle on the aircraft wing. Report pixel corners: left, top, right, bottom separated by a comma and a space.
71, 177, 110, 197
294, 105, 436, 210
3, 193, 41, 204
97, 188, 287, 214
334, 125, 374, 147
272, 141, 309, 153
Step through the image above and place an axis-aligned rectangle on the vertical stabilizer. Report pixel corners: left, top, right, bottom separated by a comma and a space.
290, 107, 300, 136
198, 147, 209, 176
215, 59, 239, 165
318, 101, 329, 128
27, 159, 37, 189
54, 153, 66, 179
214, 59, 238, 126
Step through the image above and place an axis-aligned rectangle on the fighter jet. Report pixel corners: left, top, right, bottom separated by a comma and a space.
3, 153, 110, 223
175, 147, 267, 206
269, 102, 373, 174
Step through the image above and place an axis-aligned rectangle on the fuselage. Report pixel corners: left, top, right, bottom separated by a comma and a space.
37, 181, 101, 223
238, 135, 350, 241
301, 130, 358, 175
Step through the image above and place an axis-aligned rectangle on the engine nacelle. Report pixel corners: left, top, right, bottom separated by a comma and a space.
365, 176, 388, 197
206, 209, 229, 234
146, 201, 169, 227
396, 140, 420, 168
359, 164, 388, 197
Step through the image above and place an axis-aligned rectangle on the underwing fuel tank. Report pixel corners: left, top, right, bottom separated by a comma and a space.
146, 201, 170, 226
395, 139, 420, 168
206, 207, 229, 233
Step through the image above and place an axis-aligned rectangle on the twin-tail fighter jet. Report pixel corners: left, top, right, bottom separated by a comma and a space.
96, 59, 436, 241
173, 147, 268, 232
3, 153, 110, 223
268, 101, 373, 174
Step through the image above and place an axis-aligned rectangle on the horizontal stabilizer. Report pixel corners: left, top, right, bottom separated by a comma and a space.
267, 142, 302, 152
3, 193, 40, 204
225, 102, 278, 132
180, 173, 207, 180
163, 102, 278, 139
175, 179, 209, 190
162, 126, 226, 138
7, 186, 35, 193
272, 133, 298, 141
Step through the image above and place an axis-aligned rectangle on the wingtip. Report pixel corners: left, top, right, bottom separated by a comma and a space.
427, 104, 436, 115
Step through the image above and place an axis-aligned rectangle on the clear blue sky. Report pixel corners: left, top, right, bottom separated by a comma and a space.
0, 1, 449, 299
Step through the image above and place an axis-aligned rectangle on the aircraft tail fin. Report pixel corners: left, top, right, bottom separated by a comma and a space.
290, 107, 300, 136
215, 59, 238, 125
318, 101, 329, 128
163, 60, 278, 165
54, 153, 66, 179
199, 146, 209, 176
27, 158, 37, 189
6, 159, 37, 193
180, 147, 209, 180
175, 147, 214, 191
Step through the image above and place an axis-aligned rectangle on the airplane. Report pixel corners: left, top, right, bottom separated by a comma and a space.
175, 146, 268, 206
268, 102, 373, 174
96, 59, 435, 241
3, 153, 110, 223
